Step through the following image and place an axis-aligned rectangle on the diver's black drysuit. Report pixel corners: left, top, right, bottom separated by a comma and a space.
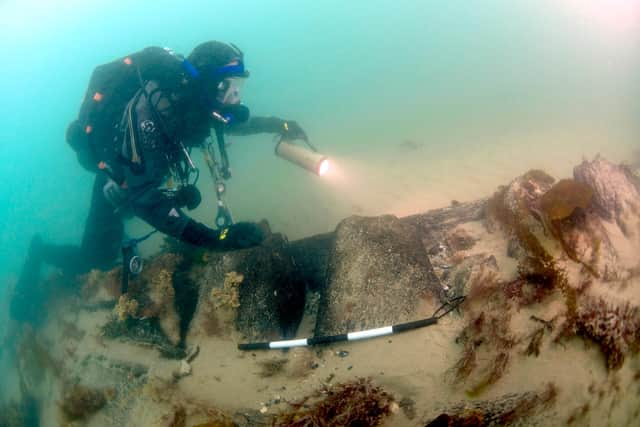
11, 48, 305, 324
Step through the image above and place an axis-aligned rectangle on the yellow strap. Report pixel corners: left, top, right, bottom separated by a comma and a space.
219, 228, 229, 240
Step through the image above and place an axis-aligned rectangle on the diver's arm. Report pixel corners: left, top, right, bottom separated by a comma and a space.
132, 193, 264, 251
127, 149, 264, 251
226, 116, 308, 141
226, 116, 285, 135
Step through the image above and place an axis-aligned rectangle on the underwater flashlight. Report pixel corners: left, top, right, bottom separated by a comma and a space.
275, 139, 329, 176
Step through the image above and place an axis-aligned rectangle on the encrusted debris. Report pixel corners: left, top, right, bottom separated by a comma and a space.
210, 271, 244, 309
113, 294, 139, 322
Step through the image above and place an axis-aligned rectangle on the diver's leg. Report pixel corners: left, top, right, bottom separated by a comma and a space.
11, 174, 123, 325
79, 173, 125, 272
11, 236, 47, 323
31, 174, 123, 275
13, 174, 123, 290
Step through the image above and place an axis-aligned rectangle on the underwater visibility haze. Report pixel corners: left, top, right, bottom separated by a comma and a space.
0, 0, 639, 425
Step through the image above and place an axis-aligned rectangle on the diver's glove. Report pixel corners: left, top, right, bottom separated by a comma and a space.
103, 179, 129, 208
180, 219, 265, 250
273, 118, 308, 142
217, 222, 265, 250
175, 185, 202, 211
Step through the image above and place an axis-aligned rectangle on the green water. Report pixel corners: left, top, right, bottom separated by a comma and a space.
0, 0, 638, 409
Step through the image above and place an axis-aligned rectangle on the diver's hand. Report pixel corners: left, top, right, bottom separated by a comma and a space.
180, 220, 265, 250
218, 222, 265, 250
277, 119, 308, 142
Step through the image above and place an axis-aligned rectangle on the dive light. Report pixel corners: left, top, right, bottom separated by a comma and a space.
275, 139, 330, 176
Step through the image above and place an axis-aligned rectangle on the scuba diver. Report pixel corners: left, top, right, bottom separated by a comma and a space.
11, 40, 308, 324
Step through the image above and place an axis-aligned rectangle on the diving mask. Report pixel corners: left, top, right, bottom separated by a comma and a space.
216, 77, 245, 105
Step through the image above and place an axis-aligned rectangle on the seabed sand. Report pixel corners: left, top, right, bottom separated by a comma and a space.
6, 141, 640, 426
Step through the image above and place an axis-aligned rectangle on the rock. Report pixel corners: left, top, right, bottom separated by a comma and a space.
315, 215, 444, 336
485, 157, 640, 282
101, 317, 185, 359
189, 234, 306, 342
286, 232, 334, 291
185, 344, 200, 363
552, 157, 640, 277
173, 360, 192, 380
401, 199, 487, 245
487, 169, 555, 232
574, 155, 640, 233
549, 200, 617, 278
484, 169, 570, 296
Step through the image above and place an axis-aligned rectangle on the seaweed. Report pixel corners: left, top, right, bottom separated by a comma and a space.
210, 272, 244, 309
465, 266, 501, 302
539, 179, 593, 222
426, 383, 557, 427
523, 316, 554, 357
466, 351, 510, 397
113, 294, 139, 321
566, 403, 590, 425
556, 296, 640, 370
59, 383, 112, 423
452, 307, 516, 395
273, 377, 394, 427
486, 177, 570, 307
453, 263, 521, 394
497, 383, 557, 425
537, 179, 600, 277
256, 358, 289, 378
192, 422, 234, 427
162, 405, 186, 427
455, 243, 562, 390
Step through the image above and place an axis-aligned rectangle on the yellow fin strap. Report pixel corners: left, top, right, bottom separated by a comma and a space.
219, 228, 229, 240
